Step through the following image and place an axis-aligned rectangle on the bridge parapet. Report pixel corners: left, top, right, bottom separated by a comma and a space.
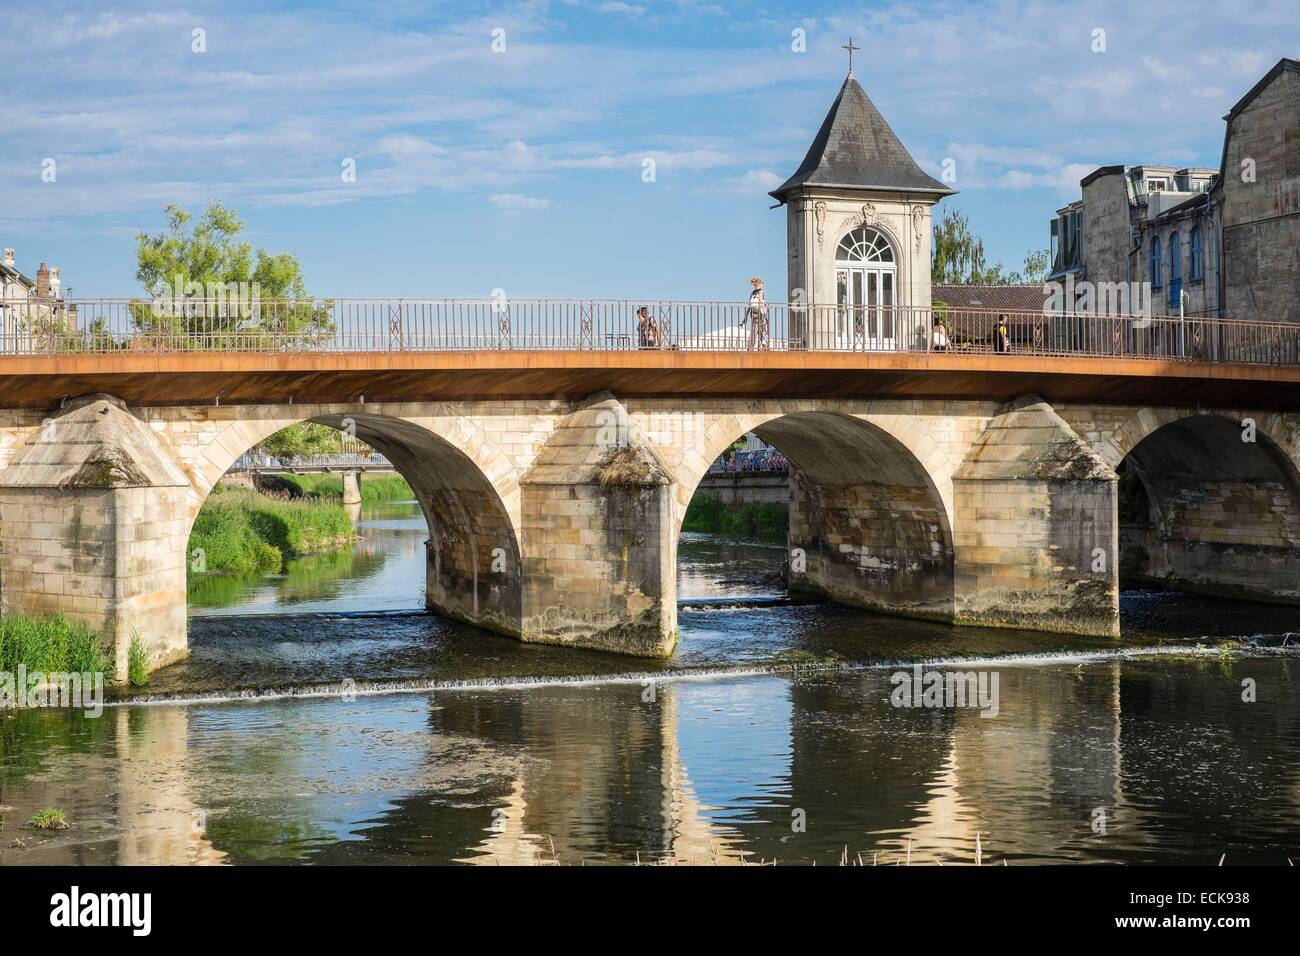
3, 297, 1299, 368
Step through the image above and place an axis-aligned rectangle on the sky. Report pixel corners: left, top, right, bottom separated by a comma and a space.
2, 0, 1296, 301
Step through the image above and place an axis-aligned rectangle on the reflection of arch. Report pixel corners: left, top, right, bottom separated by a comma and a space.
187, 406, 524, 634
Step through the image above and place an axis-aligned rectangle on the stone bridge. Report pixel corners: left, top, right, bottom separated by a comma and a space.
3, 350, 1300, 680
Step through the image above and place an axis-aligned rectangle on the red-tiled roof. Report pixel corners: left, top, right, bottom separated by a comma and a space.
931, 284, 1046, 314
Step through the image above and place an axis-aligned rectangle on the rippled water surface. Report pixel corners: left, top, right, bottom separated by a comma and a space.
2, 501, 1297, 865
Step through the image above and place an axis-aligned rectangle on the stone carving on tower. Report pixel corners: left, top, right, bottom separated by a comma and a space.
769, 44, 955, 350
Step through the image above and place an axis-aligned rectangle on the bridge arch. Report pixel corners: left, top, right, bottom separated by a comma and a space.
1097, 406, 1300, 473
187, 405, 524, 635
667, 401, 955, 533
1115, 412, 1300, 603
672, 406, 955, 621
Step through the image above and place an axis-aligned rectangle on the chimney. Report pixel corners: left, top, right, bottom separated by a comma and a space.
2, 248, 13, 268
36, 261, 49, 297
50, 267, 61, 298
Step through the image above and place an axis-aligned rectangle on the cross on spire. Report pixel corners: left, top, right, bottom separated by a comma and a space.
841, 38, 860, 76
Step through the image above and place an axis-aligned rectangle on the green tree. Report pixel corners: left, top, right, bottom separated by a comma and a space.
1001, 248, 1052, 285
932, 208, 1004, 284
132, 202, 330, 348
1019, 248, 1051, 285
259, 424, 345, 460
932, 209, 1052, 286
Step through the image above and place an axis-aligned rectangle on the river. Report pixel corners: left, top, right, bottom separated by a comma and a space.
1, 499, 1297, 865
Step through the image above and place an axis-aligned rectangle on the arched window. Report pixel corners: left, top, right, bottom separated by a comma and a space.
836, 227, 896, 264
834, 227, 897, 348
1168, 231, 1182, 309
1150, 236, 1161, 289
1190, 226, 1203, 281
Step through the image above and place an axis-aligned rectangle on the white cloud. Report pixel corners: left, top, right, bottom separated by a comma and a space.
695, 169, 782, 196
489, 193, 551, 210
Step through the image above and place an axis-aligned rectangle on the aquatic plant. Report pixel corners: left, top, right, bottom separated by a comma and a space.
27, 808, 69, 830
128, 632, 150, 687
0, 615, 109, 675
188, 485, 354, 575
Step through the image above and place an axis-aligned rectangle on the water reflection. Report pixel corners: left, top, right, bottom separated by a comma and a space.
3, 657, 1297, 865
4, 522, 1298, 865
189, 500, 427, 615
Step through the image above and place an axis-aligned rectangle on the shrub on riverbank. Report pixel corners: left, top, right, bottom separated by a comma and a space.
0, 614, 110, 675
189, 490, 283, 574
190, 486, 354, 575
683, 495, 787, 539
270, 473, 414, 501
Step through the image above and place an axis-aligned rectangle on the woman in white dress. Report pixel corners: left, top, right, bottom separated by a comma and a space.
745, 276, 769, 350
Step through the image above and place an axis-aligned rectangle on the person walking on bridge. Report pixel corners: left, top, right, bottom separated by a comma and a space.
995, 314, 1011, 354
746, 276, 769, 350
637, 306, 661, 349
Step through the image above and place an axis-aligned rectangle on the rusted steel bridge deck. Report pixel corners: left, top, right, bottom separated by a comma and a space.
2, 297, 1299, 407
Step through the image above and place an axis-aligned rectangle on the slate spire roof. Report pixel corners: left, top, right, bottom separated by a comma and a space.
769, 74, 955, 204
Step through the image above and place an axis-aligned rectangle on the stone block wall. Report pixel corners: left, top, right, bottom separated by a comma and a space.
0, 484, 188, 680
520, 398, 676, 657
954, 477, 1117, 636
953, 396, 1119, 636
788, 471, 953, 619
521, 477, 674, 656
1222, 65, 1300, 326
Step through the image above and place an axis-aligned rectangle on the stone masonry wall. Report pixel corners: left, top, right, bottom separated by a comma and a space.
1222, 66, 1300, 325
788, 471, 952, 619
953, 397, 1119, 637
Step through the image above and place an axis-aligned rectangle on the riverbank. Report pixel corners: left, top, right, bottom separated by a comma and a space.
267, 473, 413, 502
682, 494, 787, 539
189, 486, 354, 575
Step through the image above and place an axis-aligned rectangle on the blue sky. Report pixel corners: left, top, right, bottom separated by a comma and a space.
2, 0, 1296, 300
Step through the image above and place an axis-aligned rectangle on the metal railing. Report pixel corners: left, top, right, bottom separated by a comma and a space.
230, 450, 394, 472
2, 297, 1298, 366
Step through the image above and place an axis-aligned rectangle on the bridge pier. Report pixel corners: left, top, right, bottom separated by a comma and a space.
520, 396, 677, 657
952, 397, 1120, 637
341, 470, 362, 506
0, 397, 190, 680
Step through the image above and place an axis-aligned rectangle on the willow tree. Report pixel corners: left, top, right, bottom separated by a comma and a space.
931, 208, 1003, 284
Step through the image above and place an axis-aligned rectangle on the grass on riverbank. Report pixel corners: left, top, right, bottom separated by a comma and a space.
682, 495, 788, 540
189, 485, 354, 575
271, 472, 414, 501
0, 614, 110, 675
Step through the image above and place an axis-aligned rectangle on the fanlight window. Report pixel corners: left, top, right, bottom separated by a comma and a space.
836, 227, 895, 264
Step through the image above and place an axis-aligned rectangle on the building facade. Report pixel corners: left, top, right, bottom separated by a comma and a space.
1047, 58, 1299, 326
1, 249, 71, 351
